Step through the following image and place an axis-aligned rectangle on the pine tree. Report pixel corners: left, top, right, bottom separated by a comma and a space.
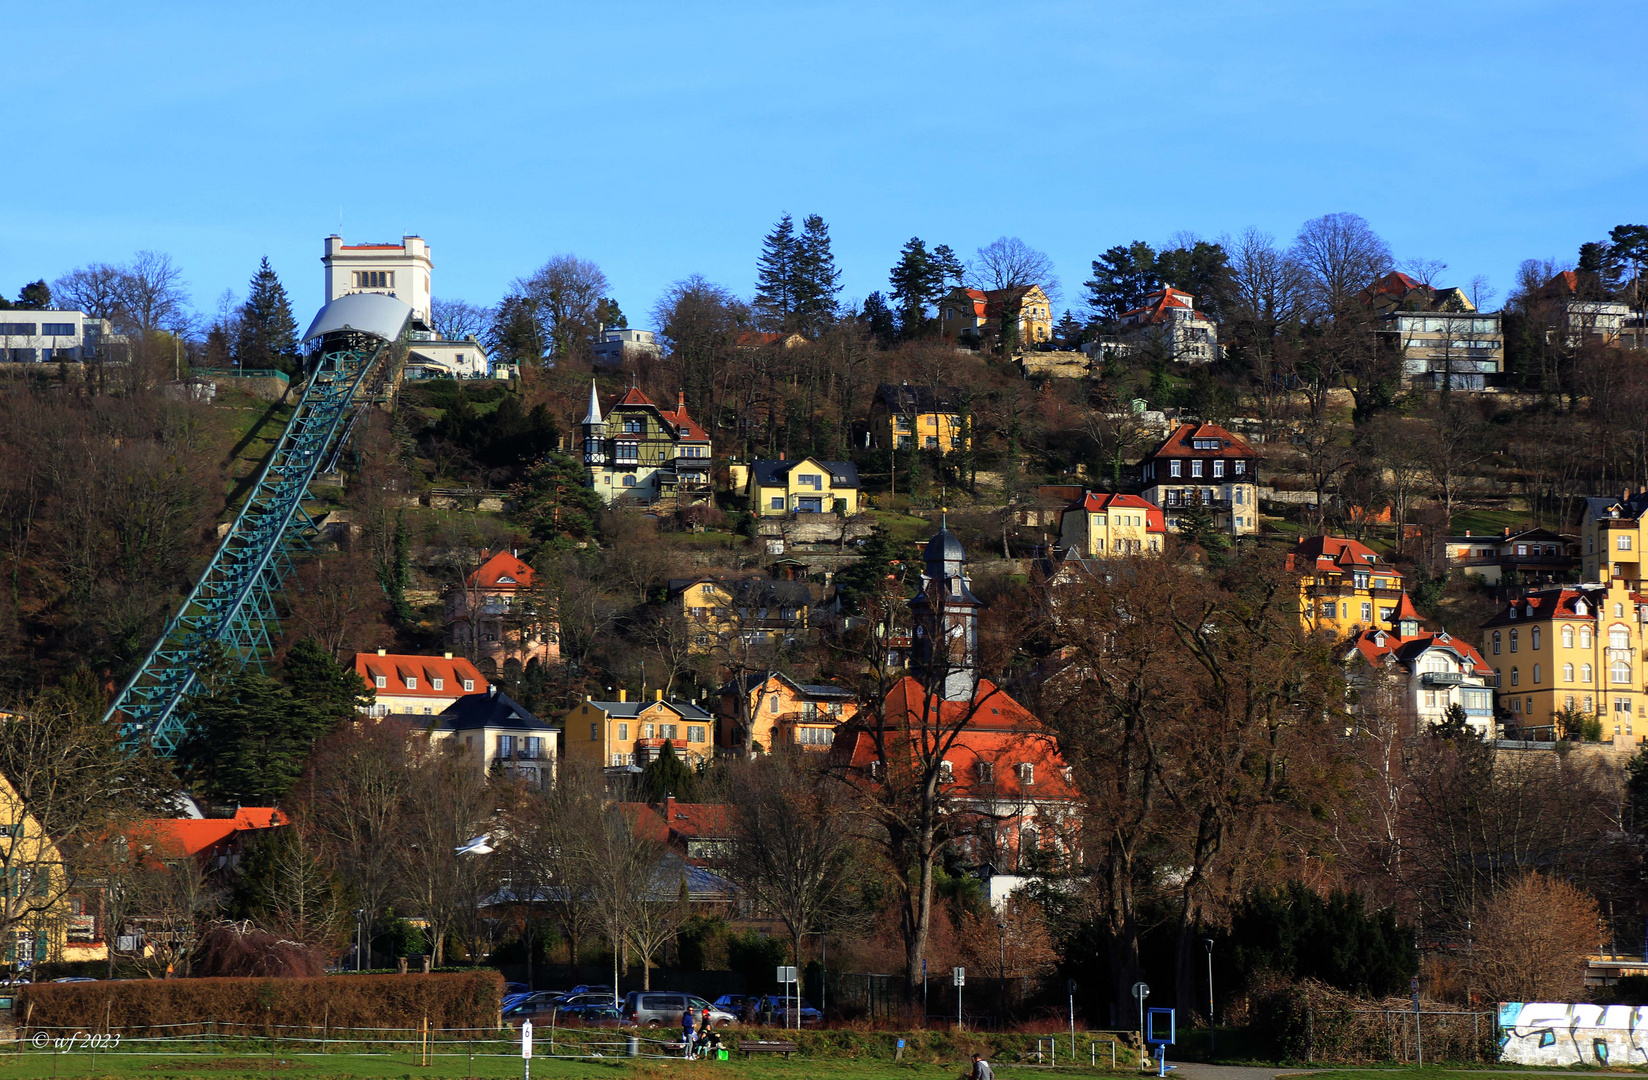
284, 637, 373, 722
860, 291, 898, 346
754, 214, 799, 331
235, 257, 299, 373
888, 238, 964, 338
793, 214, 842, 337
15, 280, 51, 310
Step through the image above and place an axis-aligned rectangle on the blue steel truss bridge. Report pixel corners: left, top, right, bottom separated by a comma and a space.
104, 294, 413, 753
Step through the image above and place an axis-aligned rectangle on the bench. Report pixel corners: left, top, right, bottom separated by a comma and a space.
740, 1041, 799, 1059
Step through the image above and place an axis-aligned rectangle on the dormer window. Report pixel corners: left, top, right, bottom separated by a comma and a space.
431, 678, 444, 691
498, 575, 515, 584
375, 675, 387, 689
939, 760, 954, 783
1017, 763, 1035, 786
462, 679, 474, 692
405, 676, 417, 689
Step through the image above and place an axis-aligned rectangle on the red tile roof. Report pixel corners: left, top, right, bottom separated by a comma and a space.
1545, 270, 1581, 296
1392, 591, 1422, 624
1285, 535, 1399, 575
615, 385, 657, 408
1477, 585, 1644, 628
467, 550, 535, 591
832, 677, 1079, 801
354, 652, 489, 698
132, 808, 287, 859
1121, 287, 1204, 325
660, 391, 709, 442
1345, 627, 1488, 672
1145, 422, 1258, 461
1065, 492, 1166, 533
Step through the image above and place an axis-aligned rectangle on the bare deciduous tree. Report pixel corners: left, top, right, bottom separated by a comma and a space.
516, 255, 611, 361
1291, 213, 1392, 317
430, 298, 490, 342
1468, 874, 1603, 1003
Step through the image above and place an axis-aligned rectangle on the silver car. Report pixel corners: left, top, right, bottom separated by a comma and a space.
622, 991, 736, 1029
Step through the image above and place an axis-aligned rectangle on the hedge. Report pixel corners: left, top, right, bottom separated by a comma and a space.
17, 970, 504, 1032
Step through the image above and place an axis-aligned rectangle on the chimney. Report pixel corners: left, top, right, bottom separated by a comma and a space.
665, 794, 676, 817
1465, 529, 1471, 536
443, 651, 452, 660
376, 647, 386, 656
1504, 527, 1510, 537
780, 451, 786, 460
678, 390, 685, 409
618, 689, 627, 703
655, 689, 664, 702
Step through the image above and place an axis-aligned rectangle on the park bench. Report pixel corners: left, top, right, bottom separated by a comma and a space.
740, 1040, 799, 1059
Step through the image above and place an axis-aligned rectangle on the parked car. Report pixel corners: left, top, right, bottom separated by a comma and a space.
623, 991, 736, 1029
502, 992, 561, 1018
757, 995, 822, 1025
712, 994, 751, 1015
555, 991, 620, 1011
505, 981, 532, 996
562, 1003, 624, 1027
564, 983, 614, 998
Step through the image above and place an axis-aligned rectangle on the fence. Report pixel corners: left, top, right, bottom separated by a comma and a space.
1293, 1006, 1497, 1064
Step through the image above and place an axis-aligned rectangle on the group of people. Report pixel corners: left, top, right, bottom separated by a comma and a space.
679, 1006, 724, 1060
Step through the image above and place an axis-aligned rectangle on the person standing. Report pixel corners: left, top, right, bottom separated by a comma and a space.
681, 1006, 696, 1060
972, 1053, 994, 1080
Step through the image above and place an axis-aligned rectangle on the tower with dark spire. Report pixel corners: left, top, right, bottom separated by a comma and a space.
582, 379, 605, 465
909, 527, 981, 701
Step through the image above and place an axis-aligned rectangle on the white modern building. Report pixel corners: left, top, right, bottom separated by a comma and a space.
405, 334, 492, 380
322, 235, 433, 331
591, 327, 661, 366
0, 311, 121, 362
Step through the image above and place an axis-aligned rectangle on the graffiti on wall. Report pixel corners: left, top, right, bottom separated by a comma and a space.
1499, 1002, 1648, 1066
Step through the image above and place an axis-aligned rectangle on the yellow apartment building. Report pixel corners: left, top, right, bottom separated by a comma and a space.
562, 689, 717, 770
1582, 492, 1648, 588
668, 575, 819, 653
1287, 535, 1408, 635
870, 384, 972, 453
1057, 492, 1167, 558
1480, 577, 1648, 743
714, 671, 860, 753
748, 457, 862, 516
0, 770, 96, 969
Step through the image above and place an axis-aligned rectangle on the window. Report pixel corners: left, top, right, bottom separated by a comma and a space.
1509, 629, 1518, 652
770, 496, 784, 510
1613, 660, 1632, 684
618, 722, 629, 741
353, 270, 394, 288
1493, 631, 1500, 655
769, 696, 780, 713
1191, 460, 1203, 477
1565, 663, 1575, 682
687, 725, 706, 743
1563, 626, 1575, 648
977, 761, 994, 783
405, 676, 417, 689
0, 323, 38, 335
1234, 460, 1245, 475
1583, 663, 1594, 683
1613, 626, 1632, 649
643, 723, 655, 738
1212, 460, 1225, 479
1566, 695, 1576, 710
375, 675, 387, 688
1170, 460, 1181, 477
1362, 602, 1372, 622
621, 475, 635, 487
1531, 627, 1541, 649
431, 677, 443, 691
939, 760, 954, 783
41, 323, 74, 336
1354, 571, 1369, 590
799, 474, 822, 490
623, 418, 642, 434
615, 442, 638, 463
589, 722, 599, 740
1424, 690, 1437, 707
661, 723, 678, 740
499, 735, 516, 759
1319, 601, 1337, 618
1582, 627, 1593, 648
869, 760, 884, 779
1511, 667, 1519, 686
462, 679, 474, 692
1533, 664, 1541, 684
1017, 762, 1035, 786
924, 436, 938, 449
1621, 535, 1634, 551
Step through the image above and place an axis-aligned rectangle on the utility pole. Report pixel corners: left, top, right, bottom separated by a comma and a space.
1204, 939, 1215, 1053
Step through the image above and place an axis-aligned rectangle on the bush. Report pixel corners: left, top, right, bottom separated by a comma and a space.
18, 970, 503, 1032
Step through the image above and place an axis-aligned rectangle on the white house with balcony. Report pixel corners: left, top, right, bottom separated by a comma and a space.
591, 327, 662, 366
1343, 596, 1497, 737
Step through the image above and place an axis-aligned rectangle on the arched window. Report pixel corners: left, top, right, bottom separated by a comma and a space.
1510, 629, 1519, 652
1533, 664, 1542, 684
1612, 625, 1631, 649
1612, 660, 1632, 684
1532, 627, 1541, 649
1511, 667, 1520, 686
1581, 627, 1593, 648
1564, 663, 1575, 682
1563, 626, 1575, 648
1493, 631, 1501, 655
1582, 664, 1594, 683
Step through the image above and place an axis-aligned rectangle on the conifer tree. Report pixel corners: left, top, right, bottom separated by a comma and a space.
793, 214, 842, 336
753, 214, 798, 331
235, 257, 299, 372
888, 238, 964, 338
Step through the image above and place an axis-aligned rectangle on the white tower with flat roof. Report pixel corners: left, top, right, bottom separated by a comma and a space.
322, 235, 433, 331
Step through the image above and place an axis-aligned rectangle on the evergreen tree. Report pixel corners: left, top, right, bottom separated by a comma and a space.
860, 291, 898, 346
15, 280, 51, 310
284, 637, 374, 722
888, 238, 963, 338
511, 453, 606, 548
834, 530, 910, 616
793, 214, 842, 337
176, 659, 338, 805
754, 213, 799, 331
1175, 501, 1229, 555
235, 257, 299, 373
594, 296, 627, 328
488, 295, 545, 366
1155, 240, 1235, 324
639, 740, 697, 801
1084, 241, 1160, 323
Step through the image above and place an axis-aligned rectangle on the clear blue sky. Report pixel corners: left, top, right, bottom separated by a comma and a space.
4, 1, 1645, 326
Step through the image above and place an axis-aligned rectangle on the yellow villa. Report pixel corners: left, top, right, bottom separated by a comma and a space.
1057, 492, 1167, 558
1480, 577, 1648, 743
1286, 535, 1408, 635
562, 690, 717, 770
747, 457, 862, 516
0, 771, 100, 970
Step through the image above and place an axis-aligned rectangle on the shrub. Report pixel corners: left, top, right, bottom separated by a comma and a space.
18, 969, 503, 1032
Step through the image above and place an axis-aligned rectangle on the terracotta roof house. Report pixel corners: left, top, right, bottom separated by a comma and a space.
1139, 421, 1261, 536
1057, 492, 1166, 559
581, 381, 714, 507
354, 649, 488, 718
444, 551, 561, 667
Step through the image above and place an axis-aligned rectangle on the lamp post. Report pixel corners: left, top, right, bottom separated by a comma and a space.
1204, 939, 1215, 1053
356, 909, 366, 972
996, 918, 1007, 1025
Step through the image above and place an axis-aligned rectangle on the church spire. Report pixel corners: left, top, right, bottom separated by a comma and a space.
909, 527, 981, 701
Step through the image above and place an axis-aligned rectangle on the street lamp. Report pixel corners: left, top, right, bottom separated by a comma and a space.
356, 909, 366, 972
1204, 938, 1215, 1053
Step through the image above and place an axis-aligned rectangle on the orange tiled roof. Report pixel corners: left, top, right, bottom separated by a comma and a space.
1286, 535, 1399, 575
354, 652, 489, 698
660, 392, 709, 442
132, 808, 287, 859
1146, 422, 1258, 461
1121, 287, 1203, 325
1066, 492, 1166, 533
467, 550, 534, 591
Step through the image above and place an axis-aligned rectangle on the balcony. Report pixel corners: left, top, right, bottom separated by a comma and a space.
1370, 586, 1405, 600
1421, 671, 1464, 687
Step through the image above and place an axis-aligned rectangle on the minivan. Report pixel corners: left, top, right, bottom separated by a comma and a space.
623, 991, 736, 1029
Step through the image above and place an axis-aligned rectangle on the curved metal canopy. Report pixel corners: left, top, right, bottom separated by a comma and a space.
302, 292, 413, 343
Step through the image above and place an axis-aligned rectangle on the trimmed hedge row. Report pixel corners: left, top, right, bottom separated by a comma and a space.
18, 970, 504, 1032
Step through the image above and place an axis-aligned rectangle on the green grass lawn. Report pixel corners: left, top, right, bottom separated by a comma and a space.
1450, 508, 1534, 537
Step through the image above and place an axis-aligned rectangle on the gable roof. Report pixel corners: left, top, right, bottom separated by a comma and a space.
1144, 421, 1258, 462
1064, 491, 1166, 533
433, 687, 554, 732
1344, 627, 1487, 672
132, 808, 288, 860
1585, 492, 1648, 522
750, 458, 860, 488
354, 652, 489, 697
467, 550, 535, 591
1120, 286, 1206, 325
1285, 535, 1400, 576
659, 391, 709, 442
717, 670, 858, 702
875, 383, 964, 414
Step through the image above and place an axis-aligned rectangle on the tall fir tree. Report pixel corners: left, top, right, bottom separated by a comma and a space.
887, 237, 963, 338
753, 213, 798, 331
235, 257, 299, 372
793, 214, 842, 337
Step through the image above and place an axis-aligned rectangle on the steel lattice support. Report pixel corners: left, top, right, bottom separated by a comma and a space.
105, 338, 389, 753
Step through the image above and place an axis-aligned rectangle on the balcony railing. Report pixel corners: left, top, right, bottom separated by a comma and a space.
1421, 671, 1464, 687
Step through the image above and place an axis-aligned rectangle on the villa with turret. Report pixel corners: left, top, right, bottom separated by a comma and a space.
581, 381, 713, 507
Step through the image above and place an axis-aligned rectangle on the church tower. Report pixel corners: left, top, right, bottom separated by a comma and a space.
909, 527, 981, 701
582, 380, 606, 466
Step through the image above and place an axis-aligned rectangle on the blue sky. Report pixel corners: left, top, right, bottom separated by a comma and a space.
4, 1, 1645, 325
